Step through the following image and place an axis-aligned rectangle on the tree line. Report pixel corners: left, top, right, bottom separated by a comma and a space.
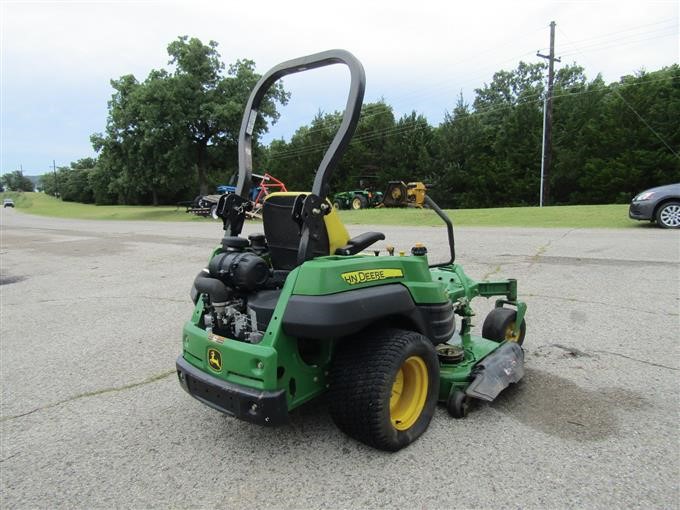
39, 37, 680, 208
1, 170, 35, 192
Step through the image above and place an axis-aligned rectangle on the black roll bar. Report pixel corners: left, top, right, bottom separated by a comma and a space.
236, 49, 366, 201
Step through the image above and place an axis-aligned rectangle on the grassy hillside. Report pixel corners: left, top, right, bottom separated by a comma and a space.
1, 192, 638, 228
0, 192, 203, 222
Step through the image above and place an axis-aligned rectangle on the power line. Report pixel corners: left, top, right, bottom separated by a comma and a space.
272, 20, 677, 145
271, 49, 540, 144
558, 26, 679, 160
555, 18, 676, 50
268, 21, 677, 148
265, 74, 679, 162
559, 28, 678, 58
267, 75, 679, 162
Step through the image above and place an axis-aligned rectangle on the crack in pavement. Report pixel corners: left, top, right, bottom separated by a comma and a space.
480, 264, 502, 280
593, 350, 678, 371
537, 343, 677, 371
0, 452, 20, 463
0, 369, 176, 423
525, 292, 679, 317
528, 255, 678, 268
529, 228, 578, 265
550, 343, 594, 358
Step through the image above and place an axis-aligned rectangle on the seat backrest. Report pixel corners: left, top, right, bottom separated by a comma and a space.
263, 192, 350, 270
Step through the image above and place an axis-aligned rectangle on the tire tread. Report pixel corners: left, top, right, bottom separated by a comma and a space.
329, 327, 438, 451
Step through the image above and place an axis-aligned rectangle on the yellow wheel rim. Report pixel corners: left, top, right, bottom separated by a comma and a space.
390, 356, 428, 431
504, 322, 520, 342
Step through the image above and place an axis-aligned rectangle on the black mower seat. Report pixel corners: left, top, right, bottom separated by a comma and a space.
262, 192, 385, 270
262, 193, 351, 270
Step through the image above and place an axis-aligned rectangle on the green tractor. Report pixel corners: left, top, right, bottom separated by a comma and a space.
176, 50, 527, 451
332, 186, 383, 210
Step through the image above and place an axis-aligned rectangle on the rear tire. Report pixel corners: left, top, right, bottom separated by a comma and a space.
210, 204, 218, 220
329, 327, 439, 451
351, 195, 368, 210
656, 201, 680, 229
482, 308, 526, 345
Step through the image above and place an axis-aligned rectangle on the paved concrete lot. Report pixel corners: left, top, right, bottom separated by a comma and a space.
1, 208, 678, 509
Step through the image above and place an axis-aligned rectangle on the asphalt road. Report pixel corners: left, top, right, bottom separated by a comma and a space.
1, 208, 678, 509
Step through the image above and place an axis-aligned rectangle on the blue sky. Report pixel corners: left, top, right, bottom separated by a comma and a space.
1, 0, 678, 176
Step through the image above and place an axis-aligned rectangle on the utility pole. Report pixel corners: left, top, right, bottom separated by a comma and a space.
52, 159, 60, 198
537, 21, 560, 207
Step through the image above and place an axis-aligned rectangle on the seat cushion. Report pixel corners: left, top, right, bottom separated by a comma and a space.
263, 193, 350, 270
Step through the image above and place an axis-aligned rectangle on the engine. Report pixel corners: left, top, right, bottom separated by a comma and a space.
208, 251, 269, 292
192, 234, 277, 344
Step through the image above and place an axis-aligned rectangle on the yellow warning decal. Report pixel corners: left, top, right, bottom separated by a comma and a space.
341, 268, 404, 285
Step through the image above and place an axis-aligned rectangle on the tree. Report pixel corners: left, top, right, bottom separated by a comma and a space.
576, 66, 680, 203
1, 170, 34, 191
91, 36, 289, 204
265, 102, 399, 192
40, 158, 96, 202
382, 110, 434, 196
549, 66, 607, 203
471, 61, 545, 206
85, 47, 677, 208
430, 62, 546, 208
430, 95, 484, 208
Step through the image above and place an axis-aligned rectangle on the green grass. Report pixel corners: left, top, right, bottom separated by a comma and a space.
1, 192, 204, 222
2, 192, 637, 228
338, 203, 634, 228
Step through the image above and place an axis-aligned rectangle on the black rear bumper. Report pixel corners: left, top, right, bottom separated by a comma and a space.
176, 356, 289, 426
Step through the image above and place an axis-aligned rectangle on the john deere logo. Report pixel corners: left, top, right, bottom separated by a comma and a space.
341, 268, 404, 285
207, 349, 222, 371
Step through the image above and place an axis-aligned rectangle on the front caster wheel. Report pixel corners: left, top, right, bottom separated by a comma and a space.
482, 307, 526, 345
447, 390, 469, 419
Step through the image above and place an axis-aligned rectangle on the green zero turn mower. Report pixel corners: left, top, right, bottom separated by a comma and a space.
176, 50, 527, 451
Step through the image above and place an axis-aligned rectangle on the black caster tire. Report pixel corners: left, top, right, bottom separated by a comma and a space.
482, 307, 526, 345
447, 390, 469, 419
